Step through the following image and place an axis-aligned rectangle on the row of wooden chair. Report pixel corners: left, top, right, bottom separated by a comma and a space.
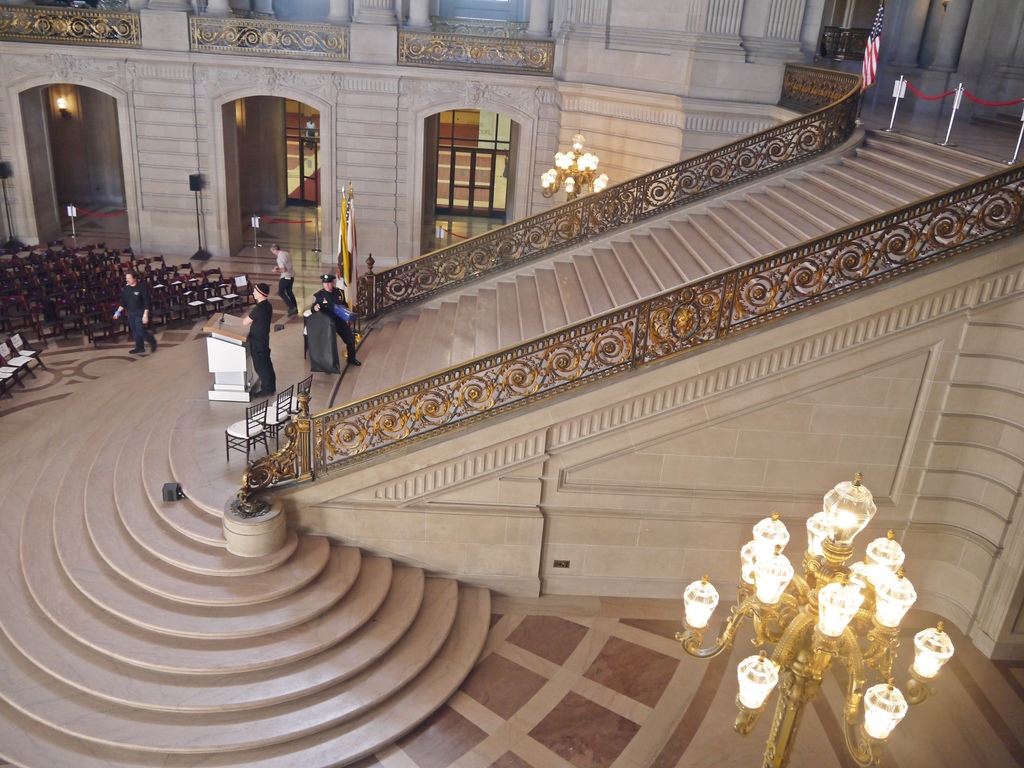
225, 375, 313, 462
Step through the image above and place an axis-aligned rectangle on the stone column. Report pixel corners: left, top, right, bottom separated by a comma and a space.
930, 0, 974, 72
354, 0, 398, 25
252, 0, 275, 17
527, 0, 552, 37
205, 0, 233, 17
326, 0, 351, 24
892, 0, 929, 69
407, 0, 430, 29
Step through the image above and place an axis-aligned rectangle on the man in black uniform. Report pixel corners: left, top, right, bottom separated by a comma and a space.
113, 270, 157, 355
311, 273, 361, 366
243, 282, 276, 397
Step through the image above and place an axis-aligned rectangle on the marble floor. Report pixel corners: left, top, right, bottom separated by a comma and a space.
4, 102, 1023, 768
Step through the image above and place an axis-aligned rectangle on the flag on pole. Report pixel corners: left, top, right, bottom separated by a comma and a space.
862, 3, 884, 90
337, 185, 348, 286
344, 186, 358, 309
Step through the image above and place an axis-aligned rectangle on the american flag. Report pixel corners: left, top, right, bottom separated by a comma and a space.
862, 3, 884, 90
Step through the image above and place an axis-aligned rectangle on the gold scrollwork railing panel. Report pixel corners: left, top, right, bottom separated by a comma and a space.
190, 16, 348, 60
397, 29, 553, 75
430, 18, 530, 38
358, 65, 860, 320
0, 6, 139, 47
241, 163, 1024, 496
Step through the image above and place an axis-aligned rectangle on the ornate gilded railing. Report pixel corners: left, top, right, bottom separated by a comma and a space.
240, 161, 1024, 499
819, 26, 869, 61
358, 65, 859, 320
189, 16, 348, 60
397, 28, 553, 75
0, 5, 139, 47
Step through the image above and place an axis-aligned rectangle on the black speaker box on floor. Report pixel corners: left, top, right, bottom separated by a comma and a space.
162, 482, 185, 502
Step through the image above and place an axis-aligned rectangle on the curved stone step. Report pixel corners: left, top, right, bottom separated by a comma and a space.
0, 577, 455, 754
84, 444, 323, 607
114, 433, 295, 577
0, 563, 422, 715
141, 410, 224, 546
0, 586, 489, 768
25, 505, 395, 674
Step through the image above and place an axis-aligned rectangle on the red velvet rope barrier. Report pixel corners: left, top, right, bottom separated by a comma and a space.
259, 216, 313, 224
74, 207, 127, 218
962, 89, 1024, 107
905, 81, 955, 100
438, 226, 469, 240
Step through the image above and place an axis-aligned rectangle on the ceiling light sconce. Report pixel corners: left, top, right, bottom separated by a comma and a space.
677, 473, 954, 768
56, 97, 70, 118
540, 133, 609, 201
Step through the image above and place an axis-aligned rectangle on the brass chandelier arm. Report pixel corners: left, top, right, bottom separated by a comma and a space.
677, 593, 764, 658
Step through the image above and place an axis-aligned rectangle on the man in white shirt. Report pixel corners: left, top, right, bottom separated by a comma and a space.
270, 243, 298, 317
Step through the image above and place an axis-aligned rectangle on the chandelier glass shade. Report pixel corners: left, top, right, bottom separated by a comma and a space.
540, 134, 609, 200
676, 473, 955, 768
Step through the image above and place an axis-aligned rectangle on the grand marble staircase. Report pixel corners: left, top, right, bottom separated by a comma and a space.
338, 131, 1004, 404
0, 343, 490, 767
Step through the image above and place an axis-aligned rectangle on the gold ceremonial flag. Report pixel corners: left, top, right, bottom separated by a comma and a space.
344, 186, 358, 309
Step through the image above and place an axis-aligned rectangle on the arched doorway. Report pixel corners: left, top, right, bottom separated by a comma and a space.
222, 96, 321, 256
20, 84, 128, 245
421, 109, 518, 253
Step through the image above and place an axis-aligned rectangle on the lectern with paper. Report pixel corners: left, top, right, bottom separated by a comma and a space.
202, 314, 254, 402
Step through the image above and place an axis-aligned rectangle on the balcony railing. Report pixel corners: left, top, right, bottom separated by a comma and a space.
819, 26, 869, 60
358, 65, 860, 321
0, 5, 139, 47
398, 28, 553, 75
189, 15, 349, 60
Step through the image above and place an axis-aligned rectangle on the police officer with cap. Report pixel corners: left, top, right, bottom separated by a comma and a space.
311, 273, 361, 366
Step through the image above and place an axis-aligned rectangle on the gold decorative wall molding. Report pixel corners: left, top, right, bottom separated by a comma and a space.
0, 6, 139, 47
398, 29, 553, 75
189, 16, 349, 60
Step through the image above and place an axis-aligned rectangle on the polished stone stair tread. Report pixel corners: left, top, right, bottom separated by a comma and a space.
798, 170, 892, 218
115, 436, 290, 576
22, 524, 395, 673
862, 134, 1004, 177
702, 207, 779, 260
515, 274, 545, 340
51, 428, 350, 633
533, 267, 569, 329
0, 587, 489, 768
474, 286, 499, 352
141, 415, 224, 546
592, 246, 641, 306
845, 154, 958, 198
0, 562, 418, 715
495, 280, 522, 348
685, 214, 756, 264
727, 196, 811, 246
428, 300, 458, 370
450, 294, 477, 362
855, 145, 988, 187
84, 455, 322, 606
0, 574, 452, 754
608, 241, 662, 296
343, 316, 401, 402
630, 233, 688, 287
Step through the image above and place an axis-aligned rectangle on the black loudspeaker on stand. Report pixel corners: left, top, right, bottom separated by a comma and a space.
190, 173, 211, 260
0, 161, 24, 250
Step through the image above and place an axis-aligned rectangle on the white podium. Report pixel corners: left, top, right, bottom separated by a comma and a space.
203, 315, 255, 402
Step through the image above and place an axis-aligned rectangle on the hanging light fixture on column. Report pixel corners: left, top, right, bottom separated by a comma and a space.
540, 133, 609, 201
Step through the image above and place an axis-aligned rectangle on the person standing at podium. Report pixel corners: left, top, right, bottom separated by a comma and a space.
243, 282, 276, 397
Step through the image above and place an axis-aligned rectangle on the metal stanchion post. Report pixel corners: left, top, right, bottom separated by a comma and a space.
313, 207, 321, 253
886, 76, 906, 132
67, 204, 77, 240
1009, 104, 1024, 165
940, 83, 963, 147
251, 215, 261, 250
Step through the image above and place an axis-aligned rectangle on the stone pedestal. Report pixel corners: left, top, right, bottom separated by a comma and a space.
223, 499, 288, 557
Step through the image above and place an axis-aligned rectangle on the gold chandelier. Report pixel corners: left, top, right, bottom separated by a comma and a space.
540, 133, 609, 200
678, 473, 955, 768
